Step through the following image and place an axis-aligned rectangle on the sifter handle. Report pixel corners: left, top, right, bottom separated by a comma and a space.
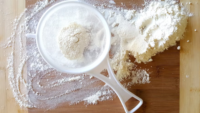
26, 34, 36, 38
88, 57, 143, 113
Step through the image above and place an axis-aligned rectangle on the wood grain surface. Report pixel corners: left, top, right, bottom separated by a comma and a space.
0, 0, 26, 113
180, 0, 200, 113
0, 0, 199, 113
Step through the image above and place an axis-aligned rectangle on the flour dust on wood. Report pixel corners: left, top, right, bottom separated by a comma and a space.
3, 0, 190, 110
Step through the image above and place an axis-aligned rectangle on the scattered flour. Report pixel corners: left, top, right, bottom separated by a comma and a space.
84, 91, 101, 104
177, 46, 181, 50
111, 51, 134, 81
83, 85, 114, 104
109, 0, 116, 4
131, 70, 150, 84
125, 10, 136, 20
4, 0, 189, 110
4, 0, 117, 109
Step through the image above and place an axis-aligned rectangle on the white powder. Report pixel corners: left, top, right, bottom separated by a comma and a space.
131, 70, 150, 84
125, 10, 136, 20
5, 0, 115, 109
4, 0, 189, 110
111, 51, 135, 81
109, 0, 116, 4
58, 23, 90, 60
118, 0, 188, 63
177, 46, 181, 50
101, 0, 188, 64
38, 76, 82, 88
110, 50, 150, 84
102, 0, 188, 83
83, 85, 114, 105
84, 91, 101, 104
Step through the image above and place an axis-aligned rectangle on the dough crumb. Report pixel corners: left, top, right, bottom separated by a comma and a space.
116, 0, 188, 63
177, 46, 181, 50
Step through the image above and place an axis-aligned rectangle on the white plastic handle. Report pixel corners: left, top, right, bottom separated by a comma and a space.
26, 34, 36, 38
88, 56, 143, 113
26, 33, 143, 113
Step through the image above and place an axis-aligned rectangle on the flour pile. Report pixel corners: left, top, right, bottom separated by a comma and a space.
3, 0, 189, 110
99, 0, 189, 80
125, 0, 188, 63
58, 23, 90, 60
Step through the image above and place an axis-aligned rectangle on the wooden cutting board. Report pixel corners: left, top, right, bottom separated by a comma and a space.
0, 0, 199, 113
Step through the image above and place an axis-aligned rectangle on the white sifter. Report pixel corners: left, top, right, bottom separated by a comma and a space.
26, 1, 143, 113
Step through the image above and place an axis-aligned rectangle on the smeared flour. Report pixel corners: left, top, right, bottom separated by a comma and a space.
3, 0, 190, 110
4, 0, 119, 109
